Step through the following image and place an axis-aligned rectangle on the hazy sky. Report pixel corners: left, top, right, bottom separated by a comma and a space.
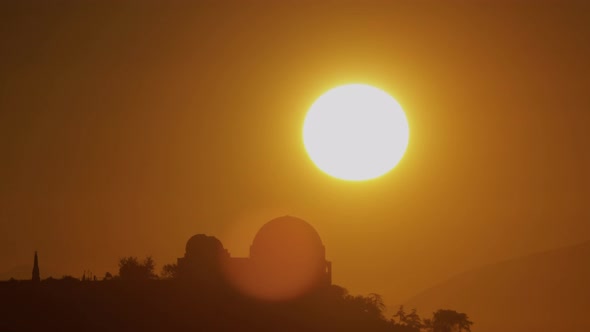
1, 1, 589, 306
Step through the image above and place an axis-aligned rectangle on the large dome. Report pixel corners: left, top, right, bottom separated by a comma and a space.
250, 216, 325, 261
236, 215, 329, 301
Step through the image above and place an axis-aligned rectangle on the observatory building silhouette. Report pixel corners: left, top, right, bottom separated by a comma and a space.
176, 216, 332, 300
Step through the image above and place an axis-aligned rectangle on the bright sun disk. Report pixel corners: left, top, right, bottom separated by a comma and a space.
303, 84, 409, 181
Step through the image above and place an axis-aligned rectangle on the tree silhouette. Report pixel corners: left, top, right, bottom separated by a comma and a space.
160, 263, 179, 279
366, 293, 386, 316
430, 309, 473, 332
392, 306, 422, 332
405, 308, 422, 330
60, 275, 79, 282
393, 305, 407, 324
118, 256, 157, 281
347, 293, 386, 320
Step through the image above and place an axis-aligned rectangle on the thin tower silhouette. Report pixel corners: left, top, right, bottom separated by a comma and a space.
32, 251, 40, 283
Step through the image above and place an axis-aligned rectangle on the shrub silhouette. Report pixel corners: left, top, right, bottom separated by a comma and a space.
118, 256, 157, 281
430, 309, 473, 332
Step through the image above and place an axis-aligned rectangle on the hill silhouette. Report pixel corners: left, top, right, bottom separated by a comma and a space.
0, 280, 385, 332
0, 217, 474, 332
406, 240, 590, 332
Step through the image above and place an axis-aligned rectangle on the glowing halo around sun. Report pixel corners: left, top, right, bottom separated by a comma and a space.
303, 84, 409, 181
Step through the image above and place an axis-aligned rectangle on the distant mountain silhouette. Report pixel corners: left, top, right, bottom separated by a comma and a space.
406, 240, 590, 332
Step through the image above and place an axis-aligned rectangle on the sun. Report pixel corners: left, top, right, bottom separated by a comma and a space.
303, 84, 409, 181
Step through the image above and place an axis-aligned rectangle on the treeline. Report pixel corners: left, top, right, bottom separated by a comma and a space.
114, 256, 474, 332
0, 256, 473, 332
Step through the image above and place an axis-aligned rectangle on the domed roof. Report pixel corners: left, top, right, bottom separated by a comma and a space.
250, 216, 325, 260
185, 234, 226, 258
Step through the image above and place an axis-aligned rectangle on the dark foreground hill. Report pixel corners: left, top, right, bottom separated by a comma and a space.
406, 241, 590, 332
0, 280, 394, 332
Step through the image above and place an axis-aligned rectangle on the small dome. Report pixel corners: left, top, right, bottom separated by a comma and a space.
185, 234, 227, 258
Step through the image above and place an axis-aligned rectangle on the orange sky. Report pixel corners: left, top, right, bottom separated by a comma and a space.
1, 1, 589, 306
